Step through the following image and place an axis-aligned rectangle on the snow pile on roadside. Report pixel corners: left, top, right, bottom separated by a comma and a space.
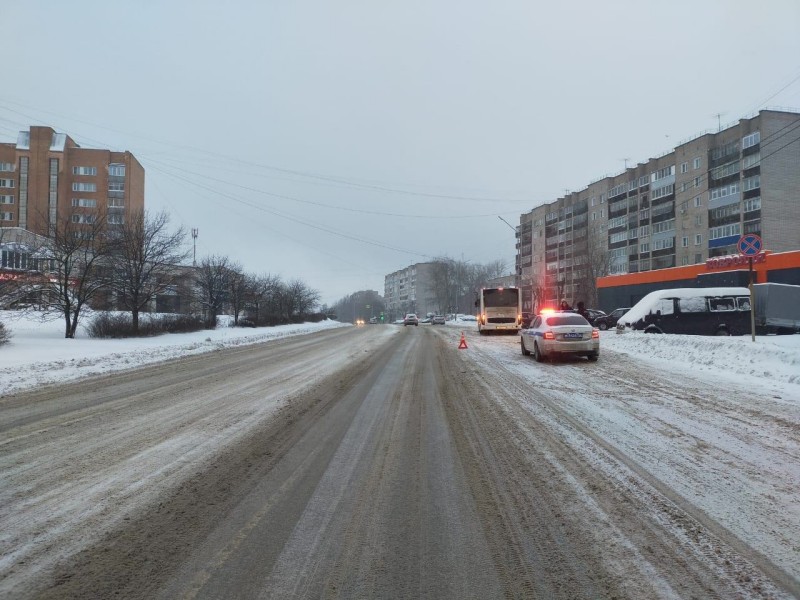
602, 330, 800, 388
0, 311, 350, 397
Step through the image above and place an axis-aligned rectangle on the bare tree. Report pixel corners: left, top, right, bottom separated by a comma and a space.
37, 214, 112, 338
282, 278, 320, 321
195, 255, 230, 328
107, 210, 189, 333
225, 262, 249, 326
246, 273, 284, 325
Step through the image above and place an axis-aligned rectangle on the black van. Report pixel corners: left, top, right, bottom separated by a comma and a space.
618, 287, 751, 336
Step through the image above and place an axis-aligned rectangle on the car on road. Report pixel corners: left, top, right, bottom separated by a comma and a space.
520, 311, 599, 362
403, 313, 419, 326
592, 307, 630, 330
431, 314, 446, 325
368, 316, 378, 324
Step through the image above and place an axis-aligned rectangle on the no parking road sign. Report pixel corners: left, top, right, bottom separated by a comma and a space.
737, 234, 763, 342
738, 234, 763, 256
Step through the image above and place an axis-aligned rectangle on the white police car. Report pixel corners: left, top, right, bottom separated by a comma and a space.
520, 310, 599, 362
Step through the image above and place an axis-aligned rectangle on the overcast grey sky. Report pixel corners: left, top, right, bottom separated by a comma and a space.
2, 1, 799, 306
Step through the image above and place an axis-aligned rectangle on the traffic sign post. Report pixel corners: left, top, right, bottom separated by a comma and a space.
738, 234, 763, 342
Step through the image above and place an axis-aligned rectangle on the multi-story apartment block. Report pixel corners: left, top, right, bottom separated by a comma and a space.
518, 109, 800, 310
384, 262, 439, 320
0, 126, 144, 236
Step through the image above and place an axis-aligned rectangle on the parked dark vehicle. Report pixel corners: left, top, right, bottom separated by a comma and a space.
584, 308, 607, 324
617, 287, 751, 336
593, 307, 630, 330
753, 283, 800, 334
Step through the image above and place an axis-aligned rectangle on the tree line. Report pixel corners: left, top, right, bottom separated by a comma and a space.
0, 210, 321, 339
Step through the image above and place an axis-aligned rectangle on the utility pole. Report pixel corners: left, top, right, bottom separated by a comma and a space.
191, 228, 198, 267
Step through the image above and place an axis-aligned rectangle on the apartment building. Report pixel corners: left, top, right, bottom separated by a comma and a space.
0, 126, 144, 236
518, 109, 800, 310
384, 262, 439, 320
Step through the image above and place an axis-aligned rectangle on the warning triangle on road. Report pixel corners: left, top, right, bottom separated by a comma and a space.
458, 332, 468, 349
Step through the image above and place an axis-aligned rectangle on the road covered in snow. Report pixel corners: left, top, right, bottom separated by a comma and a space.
0, 313, 798, 598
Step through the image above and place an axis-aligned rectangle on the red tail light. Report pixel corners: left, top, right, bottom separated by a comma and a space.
592, 329, 599, 339
543, 331, 555, 340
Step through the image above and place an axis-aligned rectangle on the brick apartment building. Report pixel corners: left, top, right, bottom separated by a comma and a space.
0, 126, 144, 236
517, 109, 800, 312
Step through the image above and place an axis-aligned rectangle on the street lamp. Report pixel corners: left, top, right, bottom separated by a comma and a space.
497, 216, 520, 287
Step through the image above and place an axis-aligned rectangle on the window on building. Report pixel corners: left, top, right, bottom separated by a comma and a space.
652, 219, 676, 234
108, 214, 125, 225
108, 197, 125, 208
695, 214, 702, 226
639, 176, 648, 187
0, 179, 15, 188
652, 237, 675, 250
743, 175, 760, 192
744, 196, 761, 212
695, 253, 703, 264
694, 177, 702, 188
71, 198, 96, 208
0, 195, 14, 204
652, 184, 674, 200
681, 162, 688, 174
640, 242, 650, 253
0, 211, 13, 221
742, 131, 760, 149
0, 162, 13, 172
681, 256, 689, 266
710, 223, 741, 240
109, 164, 126, 177
71, 182, 96, 192
682, 236, 689, 247
695, 234, 702, 245
108, 182, 125, 192
693, 157, 701, 169
72, 166, 97, 176
742, 152, 761, 169
694, 195, 702, 208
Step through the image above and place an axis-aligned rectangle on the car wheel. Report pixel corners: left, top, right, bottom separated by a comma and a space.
715, 328, 730, 336
588, 352, 599, 362
598, 322, 608, 331
521, 338, 530, 356
644, 326, 662, 334
533, 342, 544, 363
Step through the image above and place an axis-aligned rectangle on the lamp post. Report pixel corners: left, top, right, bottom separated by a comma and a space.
497, 216, 520, 287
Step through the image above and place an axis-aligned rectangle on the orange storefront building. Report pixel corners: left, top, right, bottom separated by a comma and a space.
597, 250, 800, 312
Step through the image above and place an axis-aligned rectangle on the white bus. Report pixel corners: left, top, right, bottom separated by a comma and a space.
476, 287, 522, 334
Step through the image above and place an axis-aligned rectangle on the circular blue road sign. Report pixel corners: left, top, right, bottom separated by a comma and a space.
738, 234, 763, 256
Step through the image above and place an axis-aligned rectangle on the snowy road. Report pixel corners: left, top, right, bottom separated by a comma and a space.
0, 325, 798, 598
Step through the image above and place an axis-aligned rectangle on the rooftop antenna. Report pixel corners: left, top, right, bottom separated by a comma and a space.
191, 228, 198, 266
713, 111, 728, 132
620, 158, 630, 170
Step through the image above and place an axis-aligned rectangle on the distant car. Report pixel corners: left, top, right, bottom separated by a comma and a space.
355, 318, 365, 325
520, 311, 599, 362
420, 316, 432, 324
431, 314, 446, 325
459, 315, 477, 322
403, 313, 419, 326
583, 308, 607, 324
368, 316, 378, 324
592, 307, 631, 330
